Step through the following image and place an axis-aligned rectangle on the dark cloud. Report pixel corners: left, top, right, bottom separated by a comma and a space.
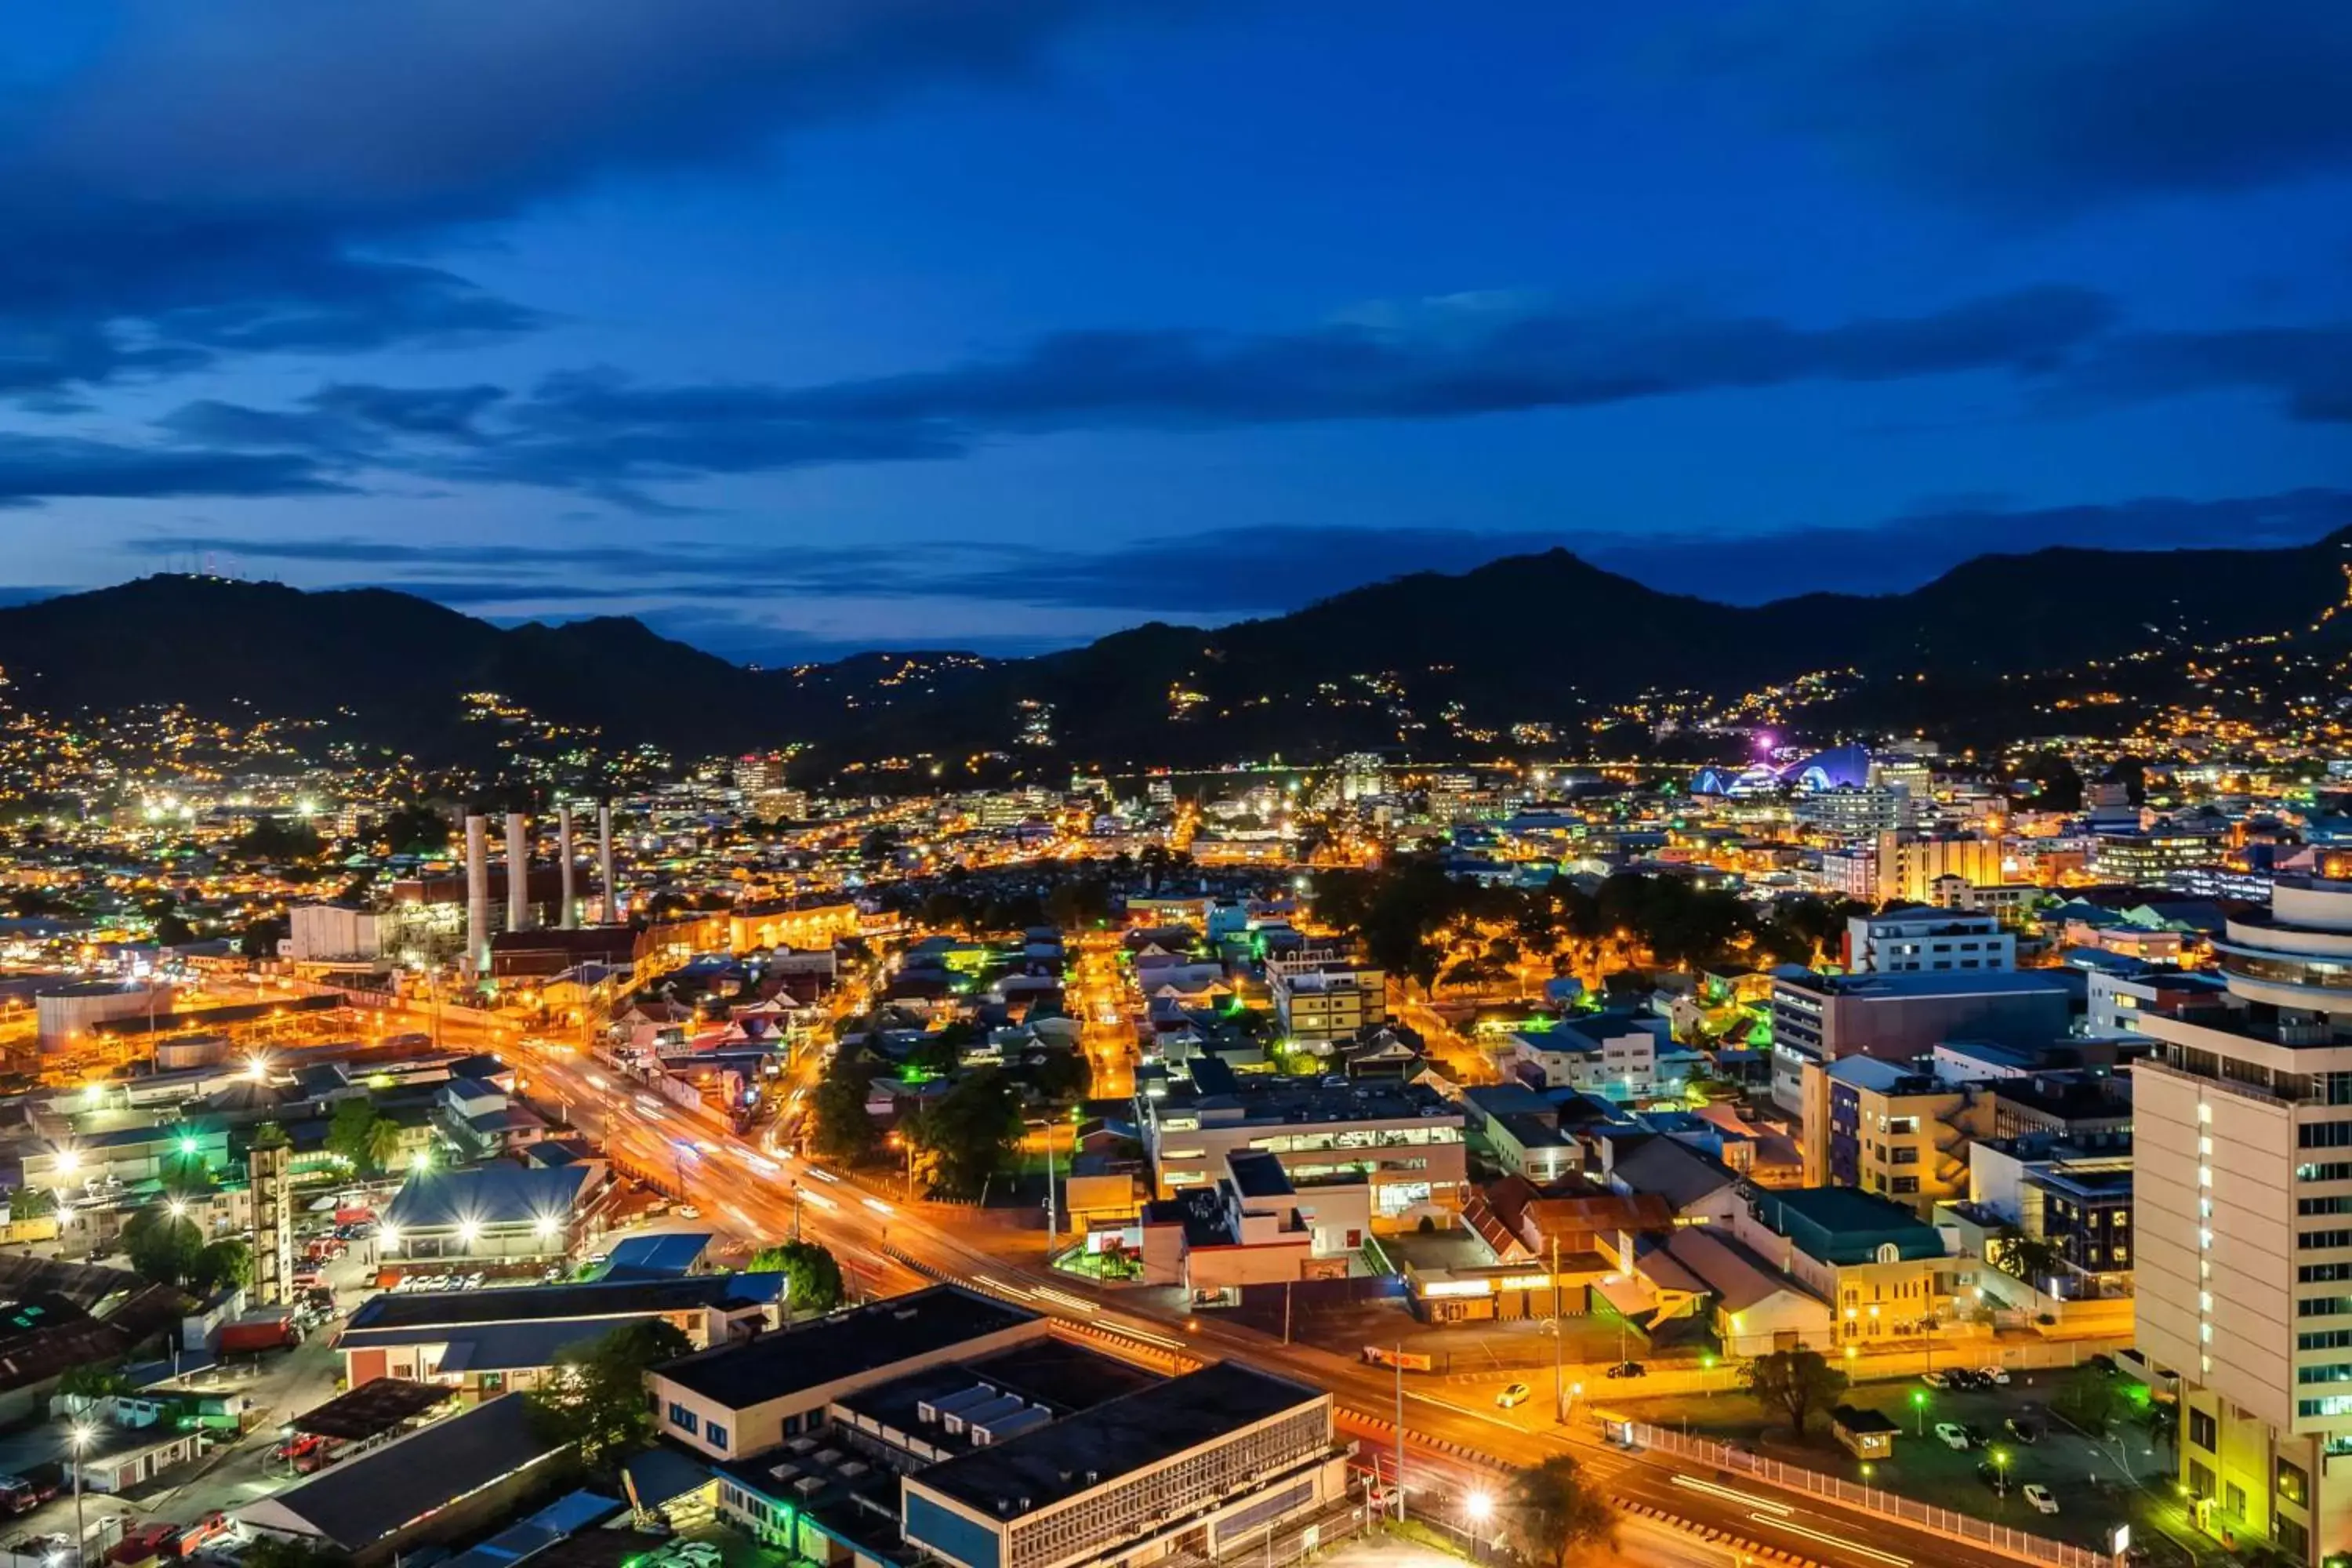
1694, 0, 2352, 213
0, 1, 1109, 397
2063, 325, 2352, 424
132, 286, 2124, 510
0, 435, 346, 505
760, 286, 2115, 430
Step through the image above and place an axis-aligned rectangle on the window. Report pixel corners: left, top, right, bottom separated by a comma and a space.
708, 1423, 728, 1453
2301, 1262, 2352, 1283
2301, 1196, 2352, 1216
666, 1403, 699, 1436
2300, 1230, 2352, 1250
2299, 1163, 2352, 1182
2301, 1297, 2352, 1317
2302, 1122, 2352, 1149
2299, 1330, 2352, 1351
2188, 1409, 2217, 1451
1891, 1176, 1919, 1195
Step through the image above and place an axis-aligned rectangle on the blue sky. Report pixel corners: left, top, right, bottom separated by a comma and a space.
2, 1, 2349, 659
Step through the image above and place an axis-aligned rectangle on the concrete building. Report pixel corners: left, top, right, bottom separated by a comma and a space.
1845, 907, 2013, 975
376, 1162, 607, 1271
1767, 969, 2074, 1114
1730, 1187, 1960, 1348
1795, 786, 1911, 836
649, 1285, 1049, 1460
287, 904, 384, 966
1501, 1011, 1667, 1102
1873, 831, 2009, 906
1799, 1056, 1994, 1213
1142, 1079, 1466, 1229
2087, 967, 2230, 1036
2092, 823, 2230, 884
34, 982, 170, 1054
1267, 955, 1388, 1047
2132, 877, 2352, 1562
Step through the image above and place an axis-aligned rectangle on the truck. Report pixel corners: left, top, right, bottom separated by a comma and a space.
212, 1308, 299, 1355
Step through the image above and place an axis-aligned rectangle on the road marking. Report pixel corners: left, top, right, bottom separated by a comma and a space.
1671, 1477, 1791, 1516
1748, 1514, 1911, 1566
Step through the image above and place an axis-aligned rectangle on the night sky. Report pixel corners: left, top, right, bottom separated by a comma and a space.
2, 2, 2349, 661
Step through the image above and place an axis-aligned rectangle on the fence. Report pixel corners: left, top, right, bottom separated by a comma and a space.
1623, 1422, 2111, 1568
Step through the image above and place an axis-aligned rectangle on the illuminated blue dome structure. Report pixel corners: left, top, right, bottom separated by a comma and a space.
1690, 744, 1871, 797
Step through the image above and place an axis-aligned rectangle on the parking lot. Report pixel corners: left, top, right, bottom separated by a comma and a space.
1599, 1367, 2198, 1559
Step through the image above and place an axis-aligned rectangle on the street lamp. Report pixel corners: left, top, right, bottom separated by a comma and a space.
1910, 1388, 1928, 1436
1462, 1490, 1493, 1556
69, 1423, 91, 1564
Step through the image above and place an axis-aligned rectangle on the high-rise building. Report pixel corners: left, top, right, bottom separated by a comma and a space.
732, 753, 786, 795
2134, 877, 2352, 1562
1873, 830, 2009, 905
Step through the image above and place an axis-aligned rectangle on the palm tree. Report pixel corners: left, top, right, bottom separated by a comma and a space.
365, 1117, 405, 1174
1992, 1225, 2069, 1285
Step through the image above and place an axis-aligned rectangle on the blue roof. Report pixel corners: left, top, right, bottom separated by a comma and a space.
599, 1230, 713, 1279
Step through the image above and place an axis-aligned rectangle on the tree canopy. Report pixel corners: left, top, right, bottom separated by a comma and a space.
1744, 1348, 1848, 1437
906, 1069, 1022, 1200
526, 1319, 691, 1468
1501, 1454, 1617, 1567
751, 1239, 845, 1317
809, 1040, 883, 1163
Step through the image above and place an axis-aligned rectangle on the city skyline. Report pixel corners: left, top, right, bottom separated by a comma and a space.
2, 2, 2350, 660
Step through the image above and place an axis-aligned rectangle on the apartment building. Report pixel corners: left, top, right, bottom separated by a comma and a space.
1846, 907, 2015, 975
1268, 954, 1388, 1047
1501, 1010, 1667, 1102
1873, 831, 2009, 906
1798, 1056, 1993, 1214
2132, 877, 2352, 1563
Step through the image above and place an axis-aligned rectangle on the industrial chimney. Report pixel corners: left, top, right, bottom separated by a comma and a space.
463, 814, 491, 978
597, 801, 617, 924
506, 812, 533, 932
557, 802, 579, 930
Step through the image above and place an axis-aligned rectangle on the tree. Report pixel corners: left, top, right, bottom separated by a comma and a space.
1992, 1225, 2068, 1286
8, 1186, 56, 1220
326, 1098, 390, 1173
751, 1240, 844, 1316
239, 916, 289, 960
123, 1210, 205, 1289
57, 1359, 132, 1406
527, 1319, 691, 1468
906, 1069, 1022, 1200
192, 1238, 252, 1294
810, 1042, 883, 1163
1743, 1348, 1848, 1439
2052, 1367, 2121, 1436
151, 909, 196, 947
1501, 1454, 1617, 1566
233, 818, 323, 862
365, 1116, 405, 1173
376, 803, 452, 857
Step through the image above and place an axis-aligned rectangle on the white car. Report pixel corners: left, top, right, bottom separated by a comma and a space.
1978, 1365, 2013, 1385
1934, 1422, 1970, 1450
2022, 1484, 2058, 1515
1496, 1382, 1533, 1410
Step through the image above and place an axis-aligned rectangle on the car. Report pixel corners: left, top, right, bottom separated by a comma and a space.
2022, 1484, 2059, 1515
1918, 1370, 1948, 1389
1975, 1461, 2010, 1496
1933, 1422, 1969, 1450
2005, 1417, 2044, 1445
1496, 1382, 1532, 1410
2087, 1352, 2121, 1377
1604, 1361, 1646, 1379
1961, 1422, 1991, 1448
1978, 1365, 2012, 1385
678, 1205, 702, 1220
1947, 1368, 1987, 1391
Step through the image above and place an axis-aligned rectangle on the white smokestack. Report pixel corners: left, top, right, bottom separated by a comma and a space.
597, 801, 617, 924
506, 811, 532, 932
557, 802, 578, 930
464, 815, 490, 978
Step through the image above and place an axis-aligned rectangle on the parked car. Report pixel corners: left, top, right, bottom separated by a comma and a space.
1496, 1382, 1532, 1410
1933, 1422, 1970, 1450
1975, 1461, 2010, 1496
1977, 1365, 2012, 1385
2022, 1484, 2059, 1515
1918, 1370, 1948, 1389
2087, 1352, 2121, 1377
1961, 1423, 1991, 1448
2005, 1417, 2044, 1445
1604, 1361, 1646, 1379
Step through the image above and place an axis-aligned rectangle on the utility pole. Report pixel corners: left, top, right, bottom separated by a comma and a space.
1283, 1279, 1294, 1346
1044, 1121, 1058, 1253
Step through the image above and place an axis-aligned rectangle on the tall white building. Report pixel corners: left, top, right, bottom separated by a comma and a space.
1845, 907, 2014, 975
2135, 877, 2352, 1563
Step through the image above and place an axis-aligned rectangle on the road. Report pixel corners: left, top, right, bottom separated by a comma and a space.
508, 1038, 2067, 1568
1071, 933, 1139, 1099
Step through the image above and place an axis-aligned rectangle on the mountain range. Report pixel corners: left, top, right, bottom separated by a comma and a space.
2, 527, 2348, 779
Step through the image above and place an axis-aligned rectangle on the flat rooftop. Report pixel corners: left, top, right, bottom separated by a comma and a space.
913, 1360, 1322, 1520
345, 1272, 772, 1332
657, 1284, 1040, 1407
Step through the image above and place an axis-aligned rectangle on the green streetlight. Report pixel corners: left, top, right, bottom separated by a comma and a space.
1910, 1387, 1927, 1436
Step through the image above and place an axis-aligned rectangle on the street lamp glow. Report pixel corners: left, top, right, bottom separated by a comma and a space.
1465, 1492, 1493, 1524
411, 1149, 432, 1172
177, 1136, 198, 1157
534, 1214, 559, 1240
70, 1424, 92, 1451
168, 1199, 187, 1220
458, 1218, 481, 1247
54, 1149, 79, 1176
378, 1225, 400, 1252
